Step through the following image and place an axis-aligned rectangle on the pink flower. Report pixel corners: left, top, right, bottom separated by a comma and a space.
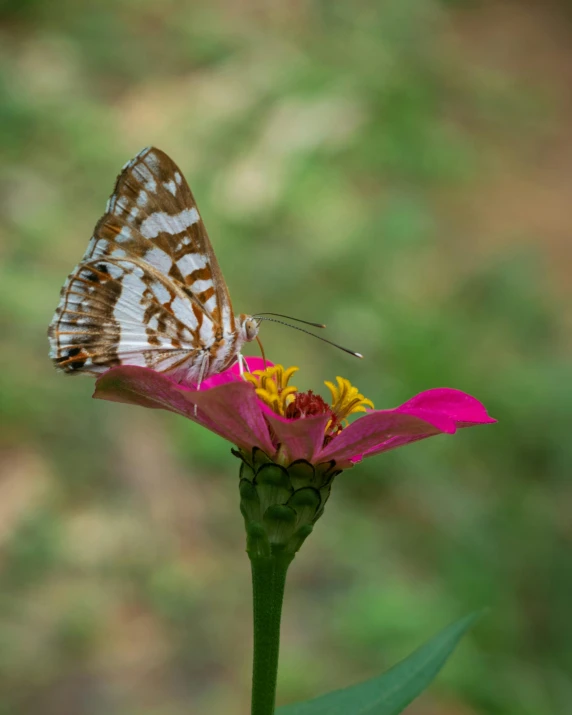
94, 358, 494, 470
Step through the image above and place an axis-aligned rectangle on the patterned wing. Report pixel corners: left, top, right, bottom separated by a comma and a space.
48, 147, 239, 382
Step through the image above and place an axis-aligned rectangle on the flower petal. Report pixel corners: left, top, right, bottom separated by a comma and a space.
201, 357, 273, 389
188, 382, 276, 455
94, 365, 276, 455
318, 388, 495, 468
396, 387, 495, 428
317, 410, 443, 467
94, 366, 202, 417
261, 405, 330, 464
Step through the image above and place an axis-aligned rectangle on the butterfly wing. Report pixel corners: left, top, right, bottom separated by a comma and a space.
48, 147, 239, 381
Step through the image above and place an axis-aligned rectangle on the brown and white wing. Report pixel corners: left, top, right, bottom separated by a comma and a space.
48, 147, 237, 379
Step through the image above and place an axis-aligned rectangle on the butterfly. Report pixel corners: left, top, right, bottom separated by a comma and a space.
48, 147, 260, 386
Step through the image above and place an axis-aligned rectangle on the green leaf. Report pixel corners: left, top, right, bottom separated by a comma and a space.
277, 611, 482, 715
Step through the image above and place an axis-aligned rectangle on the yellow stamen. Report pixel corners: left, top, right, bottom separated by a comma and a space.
243, 365, 373, 429
325, 376, 374, 423
243, 365, 299, 416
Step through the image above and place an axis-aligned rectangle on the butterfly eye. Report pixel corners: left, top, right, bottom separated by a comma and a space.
243, 318, 259, 342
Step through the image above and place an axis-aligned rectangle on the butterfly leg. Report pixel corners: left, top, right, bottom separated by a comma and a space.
193, 352, 210, 417
236, 352, 252, 378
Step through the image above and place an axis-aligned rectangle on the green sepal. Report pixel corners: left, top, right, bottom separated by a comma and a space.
235, 453, 341, 556
263, 504, 298, 546
287, 487, 322, 527
285, 524, 314, 553
230, 447, 244, 462
253, 447, 274, 470
315, 483, 332, 520
256, 463, 294, 513
246, 521, 271, 558
287, 460, 316, 490
314, 460, 340, 488
240, 460, 256, 483
239, 478, 261, 523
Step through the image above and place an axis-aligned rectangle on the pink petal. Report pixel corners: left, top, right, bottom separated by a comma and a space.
396, 388, 496, 428
94, 366, 276, 455
317, 410, 443, 467
261, 405, 331, 464
188, 382, 276, 455
95, 366, 204, 419
201, 357, 273, 390
318, 388, 495, 468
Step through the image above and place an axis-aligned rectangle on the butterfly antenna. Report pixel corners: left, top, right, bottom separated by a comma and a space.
255, 317, 363, 359
253, 312, 326, 329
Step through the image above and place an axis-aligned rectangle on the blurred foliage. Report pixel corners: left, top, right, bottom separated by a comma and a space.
1, 0, 572, 713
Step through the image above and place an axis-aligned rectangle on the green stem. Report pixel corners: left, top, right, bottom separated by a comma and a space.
250, 552, 294, 715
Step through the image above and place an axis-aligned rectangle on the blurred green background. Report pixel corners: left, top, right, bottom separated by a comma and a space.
1, 0, 571, 713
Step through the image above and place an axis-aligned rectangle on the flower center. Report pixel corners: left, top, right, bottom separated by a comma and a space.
285, 390, 333, 419
243, 365, 373, 435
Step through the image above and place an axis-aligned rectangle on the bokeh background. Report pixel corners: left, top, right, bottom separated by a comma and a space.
1, 1, 572, 713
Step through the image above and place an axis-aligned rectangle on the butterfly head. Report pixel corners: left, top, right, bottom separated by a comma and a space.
238, 314, 260, 344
